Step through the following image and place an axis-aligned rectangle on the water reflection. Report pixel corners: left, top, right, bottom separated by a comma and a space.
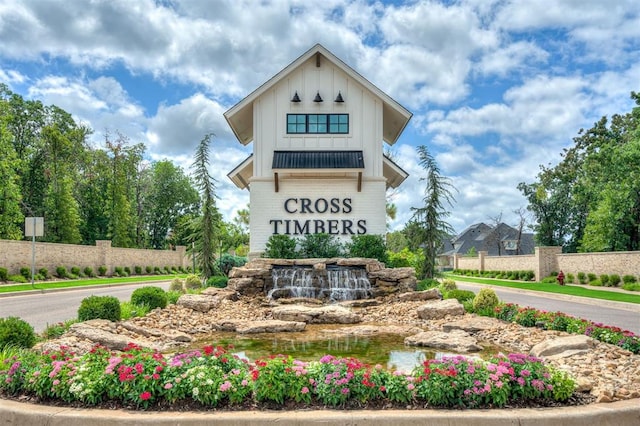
198, 332, 498, 372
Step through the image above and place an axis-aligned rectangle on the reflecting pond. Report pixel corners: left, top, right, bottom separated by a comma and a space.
195, 325, 501, 372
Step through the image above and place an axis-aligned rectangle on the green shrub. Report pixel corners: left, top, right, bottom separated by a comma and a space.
114, 266, 124, 277
169, 278, 185, 293
0, 267, 7, 281
71, 266, 81, 276
206, 276, 229, 288
622, 283, 640, 291
98, 265, 107, 276
145, 266, 153, 274
472, 288, 499, 314
120, 301, 151, 320
599, 274, 610, 286
163, 266, 171, 274
417, 278, 439, 291
184, 274, 203, 290
135, 266, 142, 275
41, 319, 78, 340
77, 296, 121, 322
440, 279, 457, 293
166, 291, 182, 305
444, 289, 476, 303
154, 266, 161, 274
124, 266, 131, 275
83, 266, 94, 277
589, 279, 602, 287
577, 272, 587, 284
0, 317, 36, 349
541, 275, 558, 284
264, 234, 298, 259
609, 274, 621, 287
131, 286, 167, 310
19, 267, 31, 280
587, 273, 597, 282
8, 275, 27, 283
56, 266, 67, 278
216, 254, 247, 276
623, 275, 637, 284
299, 233, 343, 258
566, 273, 575, 284
347, 235, 388, 264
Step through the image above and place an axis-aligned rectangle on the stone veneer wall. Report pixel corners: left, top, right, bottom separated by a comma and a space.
453, 246, 640, 281
557, 251, 640, 279
0, 239, 188, 275
228, 257, 416, 299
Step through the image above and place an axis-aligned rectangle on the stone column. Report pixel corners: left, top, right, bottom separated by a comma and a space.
535, 246, 562, 281
478, 251, 487, 273
175, 245, 187, 269
95, 240, 112, 275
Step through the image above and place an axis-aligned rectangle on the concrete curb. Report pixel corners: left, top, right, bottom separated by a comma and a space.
1, 398, 639, 425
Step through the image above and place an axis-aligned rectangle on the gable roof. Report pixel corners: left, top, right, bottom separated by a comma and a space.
223, 44, 413, 146
441, 222, 536, 256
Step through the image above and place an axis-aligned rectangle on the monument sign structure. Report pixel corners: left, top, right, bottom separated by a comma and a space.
226, 44, 412, 258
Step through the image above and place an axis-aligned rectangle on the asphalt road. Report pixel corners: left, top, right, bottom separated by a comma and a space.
456, 282, 640, 335
0, 281, 172, 333
1, 280, 639, 335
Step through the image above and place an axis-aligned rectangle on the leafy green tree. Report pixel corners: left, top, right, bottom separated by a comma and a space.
145, 160, 199, 249
409, 146, 456, 279
77, 148, 111, 244
520, 92, 640, 252
105, 133, 144, 247
190, 133, 221, 279
0, 119, 24, 239
386, 230, 408, 253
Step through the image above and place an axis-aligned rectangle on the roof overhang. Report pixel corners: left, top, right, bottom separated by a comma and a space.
383, 154, 409, 189
227, 154, 253, 190
224, 44, 412, 146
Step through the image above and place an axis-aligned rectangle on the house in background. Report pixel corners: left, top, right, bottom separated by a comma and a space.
438, 222, 535, 269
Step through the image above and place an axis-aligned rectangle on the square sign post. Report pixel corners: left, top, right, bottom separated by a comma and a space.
25, 217, 44, 288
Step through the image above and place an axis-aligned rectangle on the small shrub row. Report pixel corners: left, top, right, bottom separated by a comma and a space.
451, 269, 535, 281
264, 234, 388, 264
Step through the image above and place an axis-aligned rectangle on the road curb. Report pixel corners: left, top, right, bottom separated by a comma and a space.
1, 398, 639, 426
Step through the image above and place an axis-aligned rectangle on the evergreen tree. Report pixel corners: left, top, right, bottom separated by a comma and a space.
409, 145, 456, 279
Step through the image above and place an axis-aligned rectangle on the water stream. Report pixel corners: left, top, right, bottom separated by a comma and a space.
268, 266, 372, 301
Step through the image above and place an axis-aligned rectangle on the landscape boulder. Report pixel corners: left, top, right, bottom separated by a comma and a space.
272, 304, 361, 324
416, 299, 466, 320
405, 329, 482, 353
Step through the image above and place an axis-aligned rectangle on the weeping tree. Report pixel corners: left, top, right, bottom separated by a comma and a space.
190, 133, 222, 279
409, 145, 456, 279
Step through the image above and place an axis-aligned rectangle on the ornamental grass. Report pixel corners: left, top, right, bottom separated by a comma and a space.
1, 343, 575, 410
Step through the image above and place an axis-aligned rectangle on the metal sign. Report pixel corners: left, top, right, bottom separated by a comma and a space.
25, 217, 44, 237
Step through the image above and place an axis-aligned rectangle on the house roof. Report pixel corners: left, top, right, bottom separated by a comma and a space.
441, 222, 536, 256
223, 44, 413, 147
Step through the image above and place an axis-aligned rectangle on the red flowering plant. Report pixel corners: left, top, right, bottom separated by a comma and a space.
22, 346, 79, 403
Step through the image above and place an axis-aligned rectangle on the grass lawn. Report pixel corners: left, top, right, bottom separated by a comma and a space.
444, 273, 640, 305
0, 275, 184, 294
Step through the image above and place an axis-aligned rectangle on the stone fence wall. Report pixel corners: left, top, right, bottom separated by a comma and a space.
453, 246, 640, 280
0, 240, 189, 275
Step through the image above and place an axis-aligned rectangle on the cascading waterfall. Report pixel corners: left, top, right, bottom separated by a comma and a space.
268, 266, 372, 301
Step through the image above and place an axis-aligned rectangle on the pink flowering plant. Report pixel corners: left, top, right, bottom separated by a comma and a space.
253, 355, 313, 404
1, 343, 576, 410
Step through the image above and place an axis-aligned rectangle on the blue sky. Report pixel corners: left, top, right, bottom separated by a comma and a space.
2, 0, 639, 234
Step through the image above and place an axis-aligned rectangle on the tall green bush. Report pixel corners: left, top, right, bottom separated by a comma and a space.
77, 296, 121, 322
0, 317, 36, 349
131, 286, 167, 310
347, 234, 388, 263
263, 235, 298, 259
216, 254, 247, 276
299, 233, 343, 258
0, 267, 8, 281
472, 288, 499, 314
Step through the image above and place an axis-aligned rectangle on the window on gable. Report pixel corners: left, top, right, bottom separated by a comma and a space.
287, 114, 349, 134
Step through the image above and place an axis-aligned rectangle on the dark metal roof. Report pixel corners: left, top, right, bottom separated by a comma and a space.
272, 150, 364, 169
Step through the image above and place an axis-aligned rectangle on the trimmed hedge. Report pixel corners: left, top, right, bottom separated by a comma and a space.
78, 296, 121, 322
131, 286, 167, 310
